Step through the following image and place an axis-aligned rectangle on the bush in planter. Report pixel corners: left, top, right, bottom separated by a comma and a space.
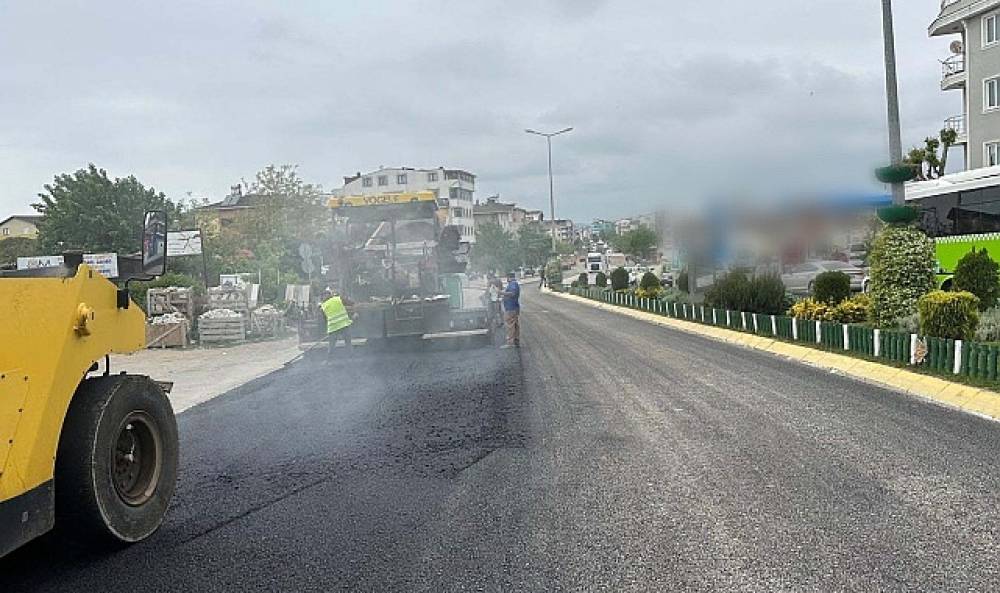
545, 260, 562, 284
953, 247, 1000, 310
868, 223, 936, 327
813, 271, 851, 304
659, 288, 689, 304
704, 271, 751, 311
917, 290, 980, 341
578, 272, 589, 287
595, 271, 608, 287
610, 267, 630, 291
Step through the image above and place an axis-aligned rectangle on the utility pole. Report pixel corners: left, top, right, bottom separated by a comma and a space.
881, 0, 906, 205
526, 127, 573, 250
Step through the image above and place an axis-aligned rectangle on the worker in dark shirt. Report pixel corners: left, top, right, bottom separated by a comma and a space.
500, 271, 521, 348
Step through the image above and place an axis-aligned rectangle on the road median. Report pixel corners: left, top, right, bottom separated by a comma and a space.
545, 287, 1000, 422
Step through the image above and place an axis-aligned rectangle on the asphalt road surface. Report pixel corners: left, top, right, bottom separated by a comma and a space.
5, 289, 1000, 592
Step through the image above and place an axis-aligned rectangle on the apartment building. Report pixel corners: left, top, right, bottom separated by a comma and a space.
336, 167, 477, 243
931, 0, 1000, 169
473, 196, 531, 233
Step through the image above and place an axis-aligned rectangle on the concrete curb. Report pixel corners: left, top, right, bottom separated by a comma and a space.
545, 288, 1000, 422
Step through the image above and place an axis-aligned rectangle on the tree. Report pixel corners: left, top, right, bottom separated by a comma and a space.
903, 128, 959, 180
0, 237, 39, 267
470, 222, 519, 274
516, 223, 551, 269
33, 164, 179, 254
953, 247, 1000, 310
609, 227, 658, 257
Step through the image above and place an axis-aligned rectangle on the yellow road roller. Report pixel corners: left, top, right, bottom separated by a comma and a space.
0, 211, 178, 557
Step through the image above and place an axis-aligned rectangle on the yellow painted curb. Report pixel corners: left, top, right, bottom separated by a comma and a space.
547, 289, 1000, 421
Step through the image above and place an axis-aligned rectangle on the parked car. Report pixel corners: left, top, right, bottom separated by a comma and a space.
781, 260, 866, 295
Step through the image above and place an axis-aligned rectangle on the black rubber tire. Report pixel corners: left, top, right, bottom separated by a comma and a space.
55, 374, 178, 546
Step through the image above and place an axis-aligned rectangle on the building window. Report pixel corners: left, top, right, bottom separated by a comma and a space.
986, 142, 1000, 167
986, 14, 999, 47
427, 172, 438, 182
1, 228, 8, 236
377, 175, 388, 186
397, 174, 407, 184
986, 77, 1000, 111
362, 177, 372, 187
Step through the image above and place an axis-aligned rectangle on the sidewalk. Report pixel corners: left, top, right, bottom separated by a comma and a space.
111, 337, 301, 413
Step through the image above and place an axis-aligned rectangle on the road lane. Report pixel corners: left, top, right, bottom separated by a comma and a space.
3, 288, 999, 591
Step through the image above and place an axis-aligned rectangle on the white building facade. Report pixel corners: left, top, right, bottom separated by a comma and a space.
336, 167, 477, 243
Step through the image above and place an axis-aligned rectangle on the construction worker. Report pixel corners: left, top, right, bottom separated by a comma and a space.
321, 288, 354, 358
500, 271, 521, 348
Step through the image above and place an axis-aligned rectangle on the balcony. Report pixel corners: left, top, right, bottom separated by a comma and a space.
932, 0, 1000, 36
941, 54, 966, 91
944, 114, 969, 144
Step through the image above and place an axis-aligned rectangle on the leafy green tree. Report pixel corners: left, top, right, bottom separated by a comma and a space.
903, 128, 959, 180
554, 240, 575, 256
516, 223, 551, 268
609, 227, 659, 257
578, 272, 588, 287
33, 164, 179, 254
470, 222, 519, 274
0, 237, 39, 267
595, 271, 608, 288
953, 247, 1000, 310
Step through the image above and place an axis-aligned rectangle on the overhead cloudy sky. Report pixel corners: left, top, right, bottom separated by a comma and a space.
0, 1, 959, 220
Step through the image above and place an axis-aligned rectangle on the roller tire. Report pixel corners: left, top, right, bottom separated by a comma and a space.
55, 374, 178, 546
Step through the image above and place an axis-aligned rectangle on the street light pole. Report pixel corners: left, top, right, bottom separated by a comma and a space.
526, 127, 573, 251
880, 0, 906, 206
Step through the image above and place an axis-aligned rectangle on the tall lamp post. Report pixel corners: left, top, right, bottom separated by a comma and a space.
880, 0, 908, 206
526, 127, 573, 250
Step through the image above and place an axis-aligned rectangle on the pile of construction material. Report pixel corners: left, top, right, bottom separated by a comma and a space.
146, 312, 190, 348
198, 308, 246, 344
147, 287, 195, 321
251, 304, 286, 337
208, 285, 250, 322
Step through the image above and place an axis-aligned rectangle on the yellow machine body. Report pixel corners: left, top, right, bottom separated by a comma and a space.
0, 264, 145, 505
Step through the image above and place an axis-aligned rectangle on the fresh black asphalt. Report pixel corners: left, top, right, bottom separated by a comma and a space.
4, 288, 1000, 591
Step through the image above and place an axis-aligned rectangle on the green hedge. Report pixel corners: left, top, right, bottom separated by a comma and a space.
813, 271, 850, 304
917, 290, 980, 341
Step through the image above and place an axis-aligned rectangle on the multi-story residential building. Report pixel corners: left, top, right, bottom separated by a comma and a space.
615, 218, 637, 235
0, 215, 42, 239
336, 167, 477, 243
591, 219, 614, 238
931, 0, 1000, 169
473, 196, 534, 234
523, 209, 544, 224
546, 219, 574, 242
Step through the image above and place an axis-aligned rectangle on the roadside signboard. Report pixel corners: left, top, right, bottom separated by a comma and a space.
17, 253, 119, 278
82, 253, 119, 279
167, 230, 203, 256
17, 255, 64, 270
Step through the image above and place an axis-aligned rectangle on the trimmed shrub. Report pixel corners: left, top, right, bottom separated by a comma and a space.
788, 297, 830, 321
828, 294, 870, 323
570, 280, 579, 288
868, 224, 936, 327
578, 272, 589, 287
640, 271, 660, 291
789, 294, 870, 323
595, 271, 608, 287
813, 271, 851, 304
953, 247, 1000, 310
677, 269, 689, 293
659, 288, 690, 304
748, 274, 788, 315
705, 271, 751, 311
610, 267, 629, 291
917, 290, 980, 341
975, 307, 1000, 342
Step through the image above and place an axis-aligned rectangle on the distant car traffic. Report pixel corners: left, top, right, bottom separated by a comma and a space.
781, 260, 866, 295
